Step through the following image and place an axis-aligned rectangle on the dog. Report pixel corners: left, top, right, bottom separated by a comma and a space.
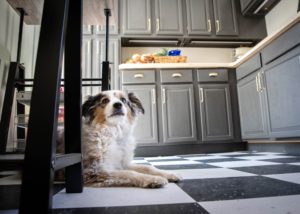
79, 90, 181, 188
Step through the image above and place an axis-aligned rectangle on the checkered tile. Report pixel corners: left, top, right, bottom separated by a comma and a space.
1, 151, 300, 214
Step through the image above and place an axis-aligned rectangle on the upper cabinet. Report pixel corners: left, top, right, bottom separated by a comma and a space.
186, 0, 212, 35
212, 0, 239, 36
122, 0, 152, 35
186, 0, 238, 36
154, 0, 184, 35
121, 0, 183, 35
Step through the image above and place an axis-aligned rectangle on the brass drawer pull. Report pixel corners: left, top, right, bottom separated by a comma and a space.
134, 73, 144, 79
209, 72, 218, 78
172, 73, 183, 78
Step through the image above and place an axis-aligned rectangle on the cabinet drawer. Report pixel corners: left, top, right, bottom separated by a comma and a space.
236, 53, 261, 80
160, 69, 193, 83
261, 22, 300, 65
121, 70, 155, 84
197, 69, 228, 82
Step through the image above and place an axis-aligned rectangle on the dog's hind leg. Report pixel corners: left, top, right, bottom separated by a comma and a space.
128, 164, 181, 182
84, 170, 168, 188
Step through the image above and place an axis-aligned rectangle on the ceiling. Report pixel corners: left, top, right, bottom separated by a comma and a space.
6, 0, 117, 26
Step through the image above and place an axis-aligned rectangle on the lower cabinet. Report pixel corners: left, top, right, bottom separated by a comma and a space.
264, 50, 300, 138
199, 84, 233, 141
122, 85, 159, 145
237, 70, 269, 139
161, 84, 197, 143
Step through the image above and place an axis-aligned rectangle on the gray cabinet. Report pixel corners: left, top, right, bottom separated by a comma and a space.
122, 0, 151, 35
186, 0, 238, 36
122, 85, 159, 144
264, 50, 300, 138
82, 37, 119, 100
199, 84, 233, 141
161, 84, 197, 143
212, 0, 239, 36
155, 0, 184, 35
237, 70, 269, 139
186, 0, 211, 35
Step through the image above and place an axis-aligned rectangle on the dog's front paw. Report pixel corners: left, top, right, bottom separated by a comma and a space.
142, 176, 168, 188
163, 172, 182, 182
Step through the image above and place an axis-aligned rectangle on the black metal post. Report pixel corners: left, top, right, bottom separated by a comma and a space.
19, 0, 69, 213
64, 0, 83, 193
101, 8, 111, 91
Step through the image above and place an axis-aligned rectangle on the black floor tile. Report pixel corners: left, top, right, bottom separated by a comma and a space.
177, 176, 300, 202
233, 164, 300, 175
52, 203, 209, 214
154, 164, 219, 170
147, 158, 183, 162
193, 158, 243, 163
260, 157, 300, 163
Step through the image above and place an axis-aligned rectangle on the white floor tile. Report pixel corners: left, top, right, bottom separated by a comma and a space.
144, 156, 181, 161
200, 195, 300, 214
150, 160, 201, 166
168, 168, 255, 180
252, 152, 286, 155
236, 155, 295, 160
185, 156, 231, 161
208, 160, 280, 168
53, 183, 195, 208
264, 173, 300, 185
208, 152, 248, 156
288, 162, 300, 166
131, 159, 149, 164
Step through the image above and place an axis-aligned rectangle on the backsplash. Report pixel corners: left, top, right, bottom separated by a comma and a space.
121, 47, 235, 64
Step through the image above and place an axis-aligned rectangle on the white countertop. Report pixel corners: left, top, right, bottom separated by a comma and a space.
119, 12, 300, 70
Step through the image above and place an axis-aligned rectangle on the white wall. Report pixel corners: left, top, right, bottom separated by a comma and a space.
122, 47, 235, 63
265, 0, 299, 35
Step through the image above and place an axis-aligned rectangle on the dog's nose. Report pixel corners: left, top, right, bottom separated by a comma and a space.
113, 102, 122, 109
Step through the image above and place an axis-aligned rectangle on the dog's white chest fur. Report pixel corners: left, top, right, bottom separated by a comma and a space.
82, 121, 136, 173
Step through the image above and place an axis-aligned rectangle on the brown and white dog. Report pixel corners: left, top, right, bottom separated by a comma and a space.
80, 90, 181, 188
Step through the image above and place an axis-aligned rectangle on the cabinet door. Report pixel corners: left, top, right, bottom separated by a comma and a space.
92, 38, 119, 93
161, 84, 196, 143
82, 38, 93, 100
122, 85, 158, 145
212, 0, 238, 36
122, 0, 152, 35
186, 0, 212, 35
237, 71, 269, 139
155, 0, 184, 35
199, 84, 233, 141
265, 54, 300, 138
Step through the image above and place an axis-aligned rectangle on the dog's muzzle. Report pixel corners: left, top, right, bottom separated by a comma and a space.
109, 102, 125, 117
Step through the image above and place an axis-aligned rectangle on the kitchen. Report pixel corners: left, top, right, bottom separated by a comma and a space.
1, 0, 300, 213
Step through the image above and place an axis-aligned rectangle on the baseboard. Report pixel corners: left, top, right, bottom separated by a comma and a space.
248, 143, 300, 155
134, 142, 247, 157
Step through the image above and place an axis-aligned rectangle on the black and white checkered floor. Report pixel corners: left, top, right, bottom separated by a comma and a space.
1, 151, 300, 213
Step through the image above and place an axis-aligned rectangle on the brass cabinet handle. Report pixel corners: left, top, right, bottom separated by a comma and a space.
207, 19, 211, 32
151, 88, 156, 105
134, 73, 144, 79
216, 20, 220, 33
209, 72, 218, 78
172, 73, 183, 78
255, 75, 260, 92
200, 88, 204, 103
156, 18, 159, 32
148, 18, 151, 32
257, 72, 262, 92
259, 71, 265, 91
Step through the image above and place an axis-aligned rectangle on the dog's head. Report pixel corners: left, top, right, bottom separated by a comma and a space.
82, 90, 144, 125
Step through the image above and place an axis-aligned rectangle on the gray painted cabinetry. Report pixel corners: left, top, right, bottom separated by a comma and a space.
121, 0, 183, 35
121, 68, 235, 146
236, 22, 300, 140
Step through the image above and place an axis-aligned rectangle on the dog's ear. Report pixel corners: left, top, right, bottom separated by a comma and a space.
128, 92, 145, 115
82, 96, 95, 118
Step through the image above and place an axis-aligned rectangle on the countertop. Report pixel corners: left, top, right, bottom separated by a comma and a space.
119, 12, 300, 70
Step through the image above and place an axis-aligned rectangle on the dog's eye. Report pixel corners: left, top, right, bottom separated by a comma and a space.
120, 97, 127, 104
101, 98, 109, 104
